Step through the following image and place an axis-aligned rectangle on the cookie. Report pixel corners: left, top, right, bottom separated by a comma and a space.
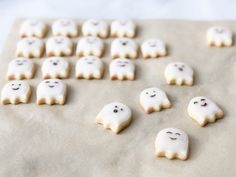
111, 38, 138, 59
82, 19, 109, 38
1, 80, 31, 105
36, 79, 67, 105
187, 96, 224, 127
46, 36, 73, 57
20, 19, 47, 38
110, 20, 136, 38
141, 39, 167, 58
164, 62, 194, 86
52, 19, 78, 37
42, 57, 70, 79
16, 37, 44, 58
140, 87, 171, 114
76, 56, 104, 79
96, 102, 132, 134
7, 57, 35, 80
76, 36, 105, 57
207, 26, 233, 47
109, 58, 135, 80
155, 128, 189, 160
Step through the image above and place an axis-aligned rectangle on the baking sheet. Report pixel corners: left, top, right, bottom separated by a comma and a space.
0, 19, 235, 177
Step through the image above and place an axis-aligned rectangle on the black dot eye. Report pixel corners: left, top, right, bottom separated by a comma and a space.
175, 133, 181, 136
120, 108, 123, 111
201, 98, 205, 101
166, 131, 172, 134
18, 84, 21, 86
194, 101, 198, 104
11, 84, 14, 86
146, 92, 149, 94
115, 105, 118, 108
153, 90, 156, 93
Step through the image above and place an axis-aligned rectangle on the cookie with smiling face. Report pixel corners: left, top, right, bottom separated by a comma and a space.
42, 57, 70, 79
76, 36, 105, 57
7, 58, 35, 80
1, 81, 31, 105
52, 19, 78, 38
109, 58, 135, 80
75, 56, 104, 79
187, 96, 224, 127
20, 19, 47, 38
16, 37, 44, 58
155, 128, 189, 160
164, 62, 194, 86
207, 26, 233, 47
82, 19, 109, 38
36, 79, 67, 105
141, 39, 167, 58
46, 36, 73, 57
96, 102, 132, 134
140, 87, 171, 114
110, 20, 136, 38
111, 38, 138, 59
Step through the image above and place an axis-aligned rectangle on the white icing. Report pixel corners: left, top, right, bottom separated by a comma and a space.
110, 20, 136, 38
36, 79, 67, 105
155, 128, 189, 160
82, 19, 109, 38
16, 37, 44, 58
7, 58, 35, 80
140, 87, 171, 113
52, 19, 78, 37
46, 36, 73, 56
207, 26, 233, 47
164, 62, 194, 86
1, 80, 31, 104
109, 58, 135, 80
20, 19, 47, 38
96, 102, 132, 134
76, 36, 104, 57
76, 56, 104, 79
111, 38, 138, 59
141, 39, 167, 58
187, 96, 224, 126
42, 57, 69, 79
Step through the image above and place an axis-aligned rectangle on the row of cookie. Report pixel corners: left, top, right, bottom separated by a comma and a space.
20, 19, 136, 38
7, 57, 193, 85
16, 36, 167, 59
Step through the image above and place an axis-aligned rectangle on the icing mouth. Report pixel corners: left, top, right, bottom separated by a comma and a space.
215, 29, 224, 33
92, 22, 99, 26
53, 62, 58, 66
17, 63, 24, 66
87, 62, 93, 64
121, 41, 127, 45
169, 137, 177, 140
178, 67, 183, 71
150, 94, 156, 98
55, 39, 63, 44
48, 85, 55, 88
149, 43, 156, 47
119, 64, 126, 67
12, 87, 20, 90
113, 109, 118, 113
28, 41, 34, 45
201, 102, 208, 107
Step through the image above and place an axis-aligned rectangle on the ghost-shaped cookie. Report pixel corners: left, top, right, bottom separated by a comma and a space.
140, 87, 171, 114
96, 102, 132, 134
111, 38, 138, 59
20, 19, 47, 38
164, 62, 194, 86
76, 36, 105, 57
42, 57, 70, 79
7, 57, 35, 80
36, 79, 67, 105
109, 58, 135, 80
82, 19, 109, 38
46, 36, 73, 57
155, 128, 189, 160
16, 37, 44, 58
207, 26, 233, 47
187, 96, 224, 127
52, 19, 78, 37
75, 56, 104, 79
1, 80, 31, 104
141, 39, 167, 58
110, 19, 136, 38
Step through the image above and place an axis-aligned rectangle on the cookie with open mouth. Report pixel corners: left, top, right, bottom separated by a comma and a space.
187, 96, 224, 127
1, 80, 31, 104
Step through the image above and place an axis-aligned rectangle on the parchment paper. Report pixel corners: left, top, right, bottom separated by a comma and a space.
0, 19, 235, 177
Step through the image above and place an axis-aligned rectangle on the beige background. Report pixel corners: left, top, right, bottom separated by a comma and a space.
0, 19, 235, 177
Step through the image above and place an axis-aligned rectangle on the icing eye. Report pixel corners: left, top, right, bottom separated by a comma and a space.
175, 133, 181, 136
174, 64, 178, 67
45, 81, 50, 83
201, 98, 206, 101
166, 131, 172, 134
182, 65, 185, 67
193, 101, 198, 104
145, 92, 149, 94
54, 81, 58, 84
153, 90, 156, 93
18, 84, 21, 86
11, 84, 14, 86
